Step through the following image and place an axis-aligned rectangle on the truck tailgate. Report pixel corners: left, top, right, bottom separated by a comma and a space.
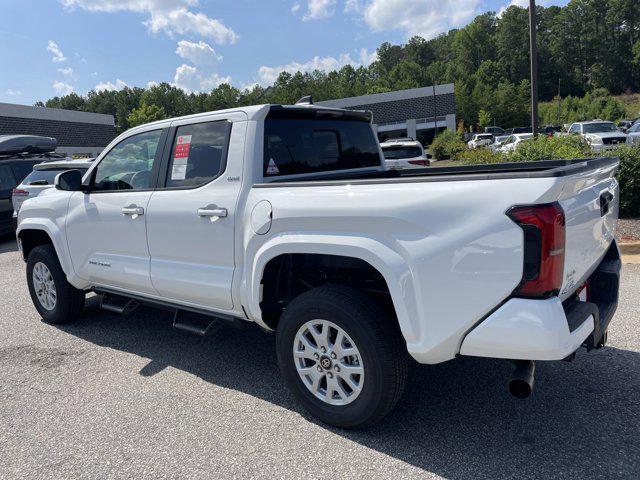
557, 158, 619, 300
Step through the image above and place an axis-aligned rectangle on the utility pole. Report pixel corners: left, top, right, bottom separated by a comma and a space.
556, 77, 561, 126
529, 0, 539, 137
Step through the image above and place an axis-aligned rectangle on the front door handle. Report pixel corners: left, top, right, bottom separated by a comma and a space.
121, 205, 144, 218
197, 205, 227, 222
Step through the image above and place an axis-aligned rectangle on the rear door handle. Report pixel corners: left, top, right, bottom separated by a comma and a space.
197, 205, 227, 222
121, 205, 144, 218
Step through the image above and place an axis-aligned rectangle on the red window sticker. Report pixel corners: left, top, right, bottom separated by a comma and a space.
174, 135, 192, 159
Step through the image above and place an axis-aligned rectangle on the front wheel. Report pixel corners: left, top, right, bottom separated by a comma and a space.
276, 286, 408, 428
26, 245, 85, 324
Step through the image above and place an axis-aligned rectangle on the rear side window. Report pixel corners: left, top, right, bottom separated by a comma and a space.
264, 117, 380, 177
23, 168, 88, 186
165, 121, 231, 188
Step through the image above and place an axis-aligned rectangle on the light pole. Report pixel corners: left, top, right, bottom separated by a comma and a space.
529, 0, 539, 136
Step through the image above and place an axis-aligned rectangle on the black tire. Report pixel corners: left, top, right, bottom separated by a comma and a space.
276, 286, 408, 428
26, 244, 85, 324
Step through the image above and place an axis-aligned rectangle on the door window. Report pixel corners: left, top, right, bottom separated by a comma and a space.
0, 165, 16, 195
92, 130, 163, 191
164, 121, 231, 188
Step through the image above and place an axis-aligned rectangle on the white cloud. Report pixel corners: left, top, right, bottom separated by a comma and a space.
53, 81, 74, 95
5, 89, 22, 96
95, 79, 128, 91
47, 40, 67, 62
302, 0, 336, 21
291, 3, 300, 13
175, 40, 221, 67
173, 64, 231, 92
344, 0, 361, 13
497, 0, 559, 17
362, 0, 480, 39
256, 48, 377, 85
74, 52, 88, 63
147, 81, 158, 88
57, 67, 74, 77
60, 0, 237, 43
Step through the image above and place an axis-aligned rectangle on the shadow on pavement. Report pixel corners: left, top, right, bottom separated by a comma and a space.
58, 298, 640, 479
0, 238, 18, 254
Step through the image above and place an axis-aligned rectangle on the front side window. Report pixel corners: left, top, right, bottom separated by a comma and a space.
165, 121, 231, 188
92, 130, 163, 191
264, 116, 381, 177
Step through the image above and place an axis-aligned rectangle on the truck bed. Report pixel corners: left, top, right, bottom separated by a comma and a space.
256, 157, 618, 187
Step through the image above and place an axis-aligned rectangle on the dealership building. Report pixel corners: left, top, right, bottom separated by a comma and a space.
317, 83, 456, 145
0, 102, 116, 158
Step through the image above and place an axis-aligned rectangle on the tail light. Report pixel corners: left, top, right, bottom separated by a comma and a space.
408, 159, 430, 166
507, 202, 565, 298
12, 188, 29, 196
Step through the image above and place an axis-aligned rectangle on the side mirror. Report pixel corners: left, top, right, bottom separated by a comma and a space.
55, 169, 84, 192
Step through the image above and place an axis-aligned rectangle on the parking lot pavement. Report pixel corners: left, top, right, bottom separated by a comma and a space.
0, 238, 639, 480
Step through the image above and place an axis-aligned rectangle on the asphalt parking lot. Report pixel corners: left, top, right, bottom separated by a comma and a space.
0, 238, 639, 479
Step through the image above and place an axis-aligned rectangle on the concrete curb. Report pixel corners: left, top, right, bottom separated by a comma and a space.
619, 242, 640, 255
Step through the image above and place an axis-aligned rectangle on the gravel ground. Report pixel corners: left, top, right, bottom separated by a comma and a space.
0, 238, 639, 479
617, 218, 640, 242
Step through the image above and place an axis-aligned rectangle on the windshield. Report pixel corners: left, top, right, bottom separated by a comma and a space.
382, 146, 423, 159
264, 116, 380, 177
583, 123, 618, 133
22, 167, 88, 186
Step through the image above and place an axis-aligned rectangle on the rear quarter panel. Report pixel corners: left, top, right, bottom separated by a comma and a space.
243, 175, 565, 364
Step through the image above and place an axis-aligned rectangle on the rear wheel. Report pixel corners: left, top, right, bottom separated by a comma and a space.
276, 286, 408, 428
26, 245, 85, 324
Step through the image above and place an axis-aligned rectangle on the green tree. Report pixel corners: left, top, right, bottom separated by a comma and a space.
127, 103, 166, 128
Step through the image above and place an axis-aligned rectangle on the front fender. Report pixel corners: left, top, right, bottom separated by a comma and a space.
242, 233, 424, 347
17, 219, 73, 275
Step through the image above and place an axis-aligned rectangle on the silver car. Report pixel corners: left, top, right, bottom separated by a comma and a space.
12, 159, 94, 218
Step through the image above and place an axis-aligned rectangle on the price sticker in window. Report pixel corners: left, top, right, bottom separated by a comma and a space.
172, 135, 192, 180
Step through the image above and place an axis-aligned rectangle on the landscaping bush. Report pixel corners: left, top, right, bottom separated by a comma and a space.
430, 131, 467, 160
454, 148, 505, 164
508, 135, 591, 162
603, 145, 640, 218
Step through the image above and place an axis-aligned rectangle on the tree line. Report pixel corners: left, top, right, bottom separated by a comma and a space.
38, 0, 640, 133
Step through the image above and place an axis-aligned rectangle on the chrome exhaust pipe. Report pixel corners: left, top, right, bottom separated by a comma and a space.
508, 360, 535, 399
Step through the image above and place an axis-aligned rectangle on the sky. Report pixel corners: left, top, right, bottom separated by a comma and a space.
0, 0, 568, 105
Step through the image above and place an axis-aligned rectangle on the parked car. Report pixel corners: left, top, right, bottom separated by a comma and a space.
467, 133, 494, 149
617, 120, 636, 133
380, 138, 430, 169
567, 121, 627, 152
626, 122, 640, 146
540, 125, 562, 137
17, 101, 620, 428
484, 126, 505, 135
497, 133, 534, 153
0, 135, 62, 236
12, 158, 95, 221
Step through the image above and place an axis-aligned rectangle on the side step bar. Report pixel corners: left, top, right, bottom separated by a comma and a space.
173, 310, 224, 336
100, 293, 140, 315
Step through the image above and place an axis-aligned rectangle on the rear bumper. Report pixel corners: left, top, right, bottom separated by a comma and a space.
460, 242, 620, 361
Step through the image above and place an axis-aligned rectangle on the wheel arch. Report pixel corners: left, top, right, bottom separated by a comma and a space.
243, 235, 421, 346
17, 221, 74, 279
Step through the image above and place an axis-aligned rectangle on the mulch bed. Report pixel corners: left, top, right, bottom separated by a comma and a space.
616, 218, 640, 243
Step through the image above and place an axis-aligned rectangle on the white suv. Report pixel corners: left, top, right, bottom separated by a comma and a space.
379, 138, 430, 169
567, 121, 627, 152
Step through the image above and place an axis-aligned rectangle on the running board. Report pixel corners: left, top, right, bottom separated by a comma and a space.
99, 293, 140, 315
173, 310, 224, 336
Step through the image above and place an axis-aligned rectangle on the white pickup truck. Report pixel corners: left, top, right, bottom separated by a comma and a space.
16, 102, 621, 428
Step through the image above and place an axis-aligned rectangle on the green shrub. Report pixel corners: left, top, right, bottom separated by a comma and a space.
454, 148, 506, 165
603, 145, 640, 218
430, 131, 467, 160
508, 135, 591, 162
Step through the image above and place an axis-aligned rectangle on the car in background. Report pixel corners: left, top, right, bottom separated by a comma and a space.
380, 138, 431, 170
496, 133, 534, 153
0, 135, 63, 237
11, 158, 94, 220
467, 133, 494, 149
540, 125, 562, 137
484, 126, 504, 136
567, 121, 627, 152
626, 122, 640, 146
617, 120, 637, 133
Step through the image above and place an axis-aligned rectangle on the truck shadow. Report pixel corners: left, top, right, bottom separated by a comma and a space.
58, 297, 640, 479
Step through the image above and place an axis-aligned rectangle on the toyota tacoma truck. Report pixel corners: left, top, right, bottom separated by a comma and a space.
16, 101, 621, 428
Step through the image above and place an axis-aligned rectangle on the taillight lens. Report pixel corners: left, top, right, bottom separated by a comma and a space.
507, 202, 565, 298
12, 189, 29, 196
408, 159, 429, 166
